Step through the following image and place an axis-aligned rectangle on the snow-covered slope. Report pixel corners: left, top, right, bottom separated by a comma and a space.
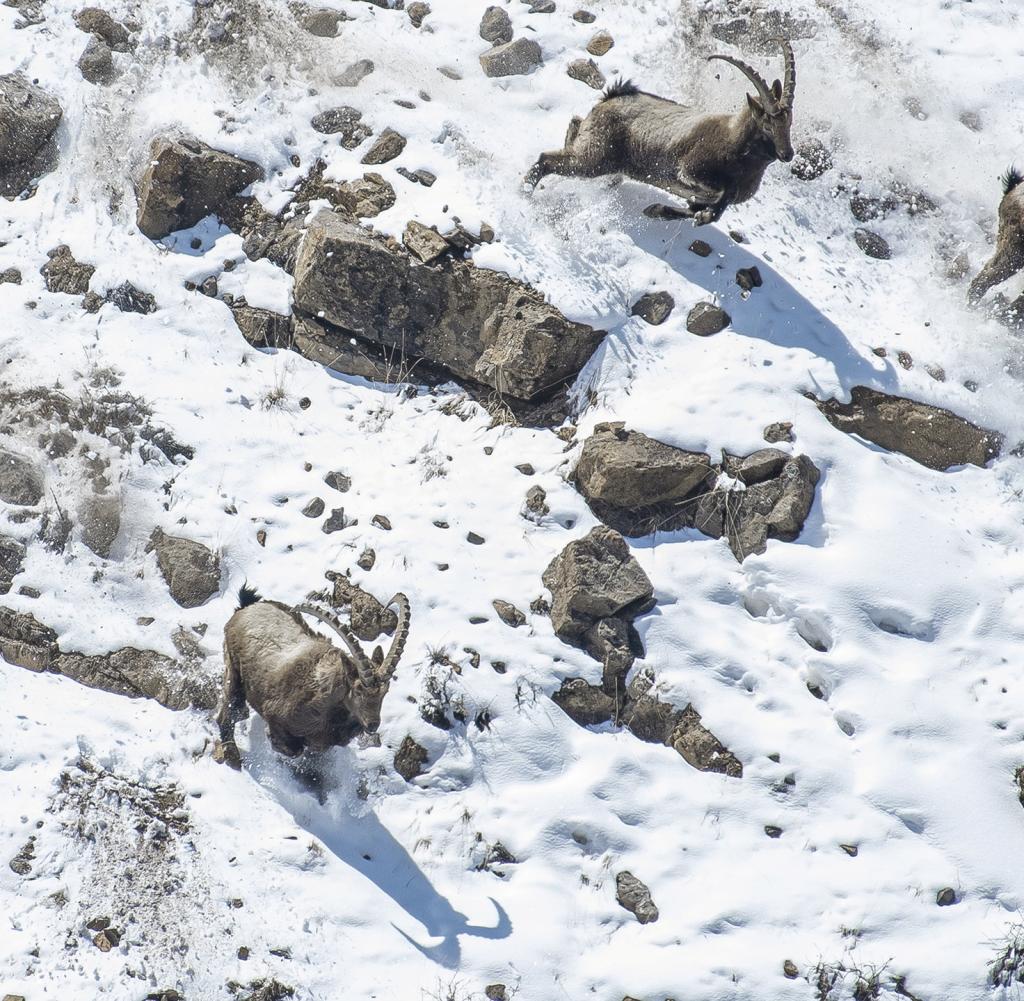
4, 1, 1024, 999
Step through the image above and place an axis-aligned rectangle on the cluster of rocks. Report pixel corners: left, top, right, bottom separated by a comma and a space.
573, 423, 821, 561
74, 6, 134, 85
479, 7, 543, 77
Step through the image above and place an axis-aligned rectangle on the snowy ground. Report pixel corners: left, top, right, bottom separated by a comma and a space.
4, 0, 1024, 998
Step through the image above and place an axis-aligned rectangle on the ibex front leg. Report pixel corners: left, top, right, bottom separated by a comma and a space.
643, 178, 729, 226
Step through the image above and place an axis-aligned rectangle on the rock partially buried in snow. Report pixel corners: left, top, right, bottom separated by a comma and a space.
586, 30, 614, 55
79, 492, 120, 557
814, 386, 1003, 470
0, 536, 26, 594
0, 73, 62, 198
854, 227, 891, 260
394, 736, 428, 781
0, 449, 44, 506
407, 2, 430, 27
291, 210, 604, 400
615, 872, 658, 924
310, 106, 372, 149
630, 290, 675, 325
136, 136, 263, 240
41, 245, 95, 295
686, 301, 731, 336
480, 5, 513, 44
74, 7, 131, 50
479, 38, 543, 77
360, 128, 406, 165
335, 59, 375, 87
567, 58, 605, 90
147, 528, 221, 608
79, 36, 117, 84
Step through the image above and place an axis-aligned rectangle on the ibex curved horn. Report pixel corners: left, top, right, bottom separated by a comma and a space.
778, 38, 796, 110
708, 53, 777, 113
379, 593, 411, 681
293, 603, 377, 686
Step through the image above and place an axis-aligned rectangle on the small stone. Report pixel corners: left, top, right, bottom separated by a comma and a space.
925, 364, 946, 382
840, 843, 858, 857
438, 65, 462, 80
936, 887, 957, 906
630, 290, 674, 325
783, 960, 799, 979
41, 245, 95, 295
371, 514, 392, 531
567, 58, 605, 90
763, 421, 794, 444
310, 106, 371, 149
394, 735, 428, 781
86, 916, 111, 931
960, 110, 982, 132
302, 497, 325, 518
357, 547, 376, 571
0, 449, 44, 505
407, 2, 430, 27
335, 59, 375, 87
0, 267, 21, 284
493, 599, 526, 627
396, 166, 437, 187
479, 37, 543, 77
686, 301, 730, 336
586, 30, 613, 56
74, 8, 131, 50
688, 239, 712, 257
93, 927, 121, 951
854, 228, 891, 260
524, 484, 549, 517
106, 280, 156, 314
790, 137, 833, 181
238, 946, 250, 960
615, 871, 658, 924
324, 470, 351, 492
735, 266, 763, 292
256, 529, 267, 547
527, 0, 555, 10
361, 128, 407, 165
480, 5, 513, 44
79, 36, 116, 85
485, 987, 508, 1001
572, 9, 595, 21
515, 462, 535, 475
467, 531, 485, 545
322, 508, 349, 534
301, 8, 347, 36
728, 229, 746, 244
764, 825, 783, 838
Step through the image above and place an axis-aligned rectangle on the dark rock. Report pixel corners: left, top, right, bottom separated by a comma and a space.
106, 280, 156, 314
310, 106, 372, 149
330, 576, 397, 641
765, 825, 783, 838
0, 73, 62, 198
322, 507, 350, 534
404, 221, 450, 264
686, 301, 730, 336
524, 484, 548, 517
815, 386, 1002, 470
485, 987, 507, 1001
783, 960, 799, 978
0, 536, 26, 594
480, 5, 512, 44
0, 267, 21, 284
586, 30, 613, 55
394, 735, 428, 781
79, 492, 120, 557
396, 166, 437, 187
492, 599, 525, 627
689, 239, 712, 257
0, 449, 43, 505
407, 2, 430, 27
290, 210, 604, 401
526, 0, 555, 11
516, 462, 535, 475
136, 136, 263, 240
147, 528, 221, 608
233, 304, 292, 348
331, 172, 396, 217
324, 470, 351, 492
854, 228, 891, 260
0, 606, 58, 671
479, 38, 543, 77
615, 872, 658, 924
302, 497, 325, 518
360, 128, 406, 166
735, 266, 762, 292
371, 513, 392, 531
357, 547, 375, 571
567, 58, 604, 90
41, 245, 95, 295
542, 525, 653, 645
79, 36, 116, 84
668, 704, 743, 776
467, 531, 485, 545
74, 7, 130, 49
552, 677, 615, 726
630, 290, 674, 325
763, 421, 794, 443
335, 59, 375, 87
573, 10, 595, 22
936, 887, 957, 906
790, 137, 832, 181
300, 7, 348, 36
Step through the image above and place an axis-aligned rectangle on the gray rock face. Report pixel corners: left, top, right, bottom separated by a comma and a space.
686, 301, 730, 336
552, 677, 616, 726
232, 304, 291, 348
615, 872, 659, 924
567, 57, 605, 90
148, 528, 220, 608
630, 291, 674, 325
542, 526, 654, 646
0, 606, 58, 671
0, 536, 26, 594
78, 36, 116, 84
136, 136, 263, 240
479, 37, 543, 77
0, 73, 62, 198
41, 245, 95, 295
815, 386, 1003, 470
480, 5, 513, 44
335, 59, 375, 87
0, 449, 44, 506
331, 172, 395, 217
403, 221, 450, 264
360, 128, 406, 166
79, 492, 120, 557
291, 210, 603, 400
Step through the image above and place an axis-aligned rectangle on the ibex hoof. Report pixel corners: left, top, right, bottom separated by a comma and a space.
213, 739, 242, 770
643, 203, 689, 220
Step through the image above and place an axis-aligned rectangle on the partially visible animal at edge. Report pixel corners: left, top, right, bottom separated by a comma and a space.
525, 39, 796, 225
968, 167, 1024, 307
216, 583, 411, 767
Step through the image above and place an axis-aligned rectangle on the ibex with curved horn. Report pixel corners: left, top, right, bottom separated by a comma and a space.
525, 39, 796, 225
216, 584, 411, 764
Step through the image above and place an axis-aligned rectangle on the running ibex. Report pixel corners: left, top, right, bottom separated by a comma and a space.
525, 40, 797, 225
216, 584, 410, 764
968, 168, 1024, 304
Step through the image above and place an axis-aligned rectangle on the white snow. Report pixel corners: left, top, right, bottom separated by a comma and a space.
3, 0, 1024, 999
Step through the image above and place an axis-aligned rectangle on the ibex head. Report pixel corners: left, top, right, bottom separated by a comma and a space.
709, 39, 796, 163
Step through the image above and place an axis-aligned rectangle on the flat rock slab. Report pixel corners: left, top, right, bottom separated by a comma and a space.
815, 386, 1002, 470
136, 135, 263, 240
147, 528, 221, 608
291, 210, 603, 401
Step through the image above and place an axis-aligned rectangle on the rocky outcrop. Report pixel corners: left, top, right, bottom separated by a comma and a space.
290, 210, 603, 401
572, 424, 820, 560
147, 528, 221, 608
0, 449, 44, 506
136, 136, 263, 240
0, 537, 26, 594
0, 73, 62, 198
815, 386, 1002, 470
0, 606, 57, 671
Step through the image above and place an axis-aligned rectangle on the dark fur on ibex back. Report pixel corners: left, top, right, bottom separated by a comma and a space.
525, 39, 797, 225
216, 586, 411, 763
969, 166, 1024, 304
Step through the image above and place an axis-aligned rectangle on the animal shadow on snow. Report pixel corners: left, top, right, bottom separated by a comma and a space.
243, 726, 512, 970
614, 182, 897, 394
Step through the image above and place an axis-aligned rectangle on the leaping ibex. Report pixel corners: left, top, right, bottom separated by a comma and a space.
525, 40, 797, 225
216, 584, 410, 764
968, 168, 1024, 305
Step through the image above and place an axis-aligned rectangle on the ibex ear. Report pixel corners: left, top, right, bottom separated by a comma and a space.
747, 92, 764, 116
371, 645, 384, 668
771, 79, 783, 101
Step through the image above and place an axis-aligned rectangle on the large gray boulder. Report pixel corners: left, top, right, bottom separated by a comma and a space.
136, 136, 263, 239
480, 5, 513, 44
147, 528, 221, 607
815, 387, 1002, 470
0, 73, 62, 198
291, 210, 603, 400
0, 536, 26, 594
0, 449, 44, 506
479, 37, 543, 77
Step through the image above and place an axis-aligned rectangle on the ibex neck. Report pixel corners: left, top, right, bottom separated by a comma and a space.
731, 108, 777, 163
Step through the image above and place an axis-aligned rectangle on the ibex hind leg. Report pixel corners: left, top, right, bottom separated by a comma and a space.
215, 649, 247, 755
969, 244, 1024, 303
